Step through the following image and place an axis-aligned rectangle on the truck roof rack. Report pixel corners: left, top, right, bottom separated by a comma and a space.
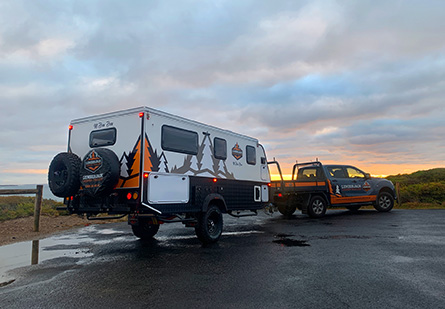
291, 160, 323, 180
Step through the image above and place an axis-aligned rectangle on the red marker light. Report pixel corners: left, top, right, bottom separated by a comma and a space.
139, 112, 144, 118
278, 193, 283, 197
127, 193, 132, 200
268, 183, 271, 187
213, 178, 217, 183
68, 125, 73, 130
143, 173, 149, 178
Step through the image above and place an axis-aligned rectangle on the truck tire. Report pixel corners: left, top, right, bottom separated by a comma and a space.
195, 205, 223, 244
48, 152, 81, 197
307, 195, 327, 218
79, 148, 120, 197
277, 195, 297, 217
132, 218, 160, 240
374, 192, 394, 212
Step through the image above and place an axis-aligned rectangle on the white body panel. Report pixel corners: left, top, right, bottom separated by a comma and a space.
147, 173, 189, 204
68, 107, 270, 205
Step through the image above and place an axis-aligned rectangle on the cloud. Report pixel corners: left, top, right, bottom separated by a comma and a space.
0, 0, 445, 184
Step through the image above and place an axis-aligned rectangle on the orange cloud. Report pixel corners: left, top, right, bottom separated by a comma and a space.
2, 169, 48, 175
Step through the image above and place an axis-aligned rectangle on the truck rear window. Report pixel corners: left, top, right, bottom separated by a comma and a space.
162, 125, 198, 155
89, 128, 117, 148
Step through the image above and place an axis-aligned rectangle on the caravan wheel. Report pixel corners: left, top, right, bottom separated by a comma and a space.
132, 218, 160, 240
195, 205, 223, 244
48, 152, 81, 197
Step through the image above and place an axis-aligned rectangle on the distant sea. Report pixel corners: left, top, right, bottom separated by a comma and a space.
0, 184, 61, 201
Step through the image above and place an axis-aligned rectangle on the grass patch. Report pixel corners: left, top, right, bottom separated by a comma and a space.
0, 196, 66, 221
395, 202, 445, 210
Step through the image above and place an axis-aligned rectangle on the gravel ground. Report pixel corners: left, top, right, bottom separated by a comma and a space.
0, 215, 118, 246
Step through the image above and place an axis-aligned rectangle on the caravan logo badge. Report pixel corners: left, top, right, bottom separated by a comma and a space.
84, 150, 103, 173
232, 143, 243, 160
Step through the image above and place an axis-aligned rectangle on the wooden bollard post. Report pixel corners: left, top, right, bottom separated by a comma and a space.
395, 182, 401, 207
33, 185, 43, 232
31, 240, 40, 265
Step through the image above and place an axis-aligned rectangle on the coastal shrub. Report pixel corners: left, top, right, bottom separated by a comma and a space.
0, 196, 65, 221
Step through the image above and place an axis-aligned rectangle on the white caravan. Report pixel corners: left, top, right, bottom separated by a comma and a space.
48, 107, 270, 243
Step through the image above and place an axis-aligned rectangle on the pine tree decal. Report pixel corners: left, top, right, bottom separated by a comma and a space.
119, 152, 130, 178
159, 152, 169, 173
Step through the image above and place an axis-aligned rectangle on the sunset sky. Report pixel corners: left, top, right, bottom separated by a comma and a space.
0, 0, 444, 185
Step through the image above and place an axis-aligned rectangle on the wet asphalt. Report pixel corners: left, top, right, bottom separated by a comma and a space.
0, 209, 444, 309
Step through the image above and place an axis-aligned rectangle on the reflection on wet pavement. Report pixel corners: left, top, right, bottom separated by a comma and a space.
0, 226, 105, 284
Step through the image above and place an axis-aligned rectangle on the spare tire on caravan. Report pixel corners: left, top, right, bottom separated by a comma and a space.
48, 107, 271, 244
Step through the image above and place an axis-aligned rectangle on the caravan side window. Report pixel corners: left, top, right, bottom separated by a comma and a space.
89, 128, 117, 148
162, 125, 198, 155
214, 138, 227, 160
246, 145, 256, 165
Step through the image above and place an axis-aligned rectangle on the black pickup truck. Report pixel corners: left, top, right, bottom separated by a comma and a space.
269, 161, 397, 218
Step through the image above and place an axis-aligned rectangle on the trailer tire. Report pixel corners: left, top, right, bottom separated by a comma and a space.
307, 195, 327, 218
48, 152, 81, 197
132, 218, 160, 240
374, 192, 394, 212
195, 205, 223, 244
79, 148, 120, 197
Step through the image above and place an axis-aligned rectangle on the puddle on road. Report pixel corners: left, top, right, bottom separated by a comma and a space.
273, 238, 310, 247
0, 225, 125, 285
273, 234, 310, 247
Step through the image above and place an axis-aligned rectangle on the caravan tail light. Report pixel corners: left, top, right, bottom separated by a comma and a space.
126, 192, 139, 200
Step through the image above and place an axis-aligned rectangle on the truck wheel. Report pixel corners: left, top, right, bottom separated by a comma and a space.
277, 195, 297, 217
48, 152, 81, 197
79, 148, 120, 197
278, 203, 297, 217
195, 205, 223, 244
132, 218, 160, 240
307, 196, 327, 218
374, 192, 394, 212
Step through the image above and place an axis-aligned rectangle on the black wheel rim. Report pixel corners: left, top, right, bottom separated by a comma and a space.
207, 212, 220, 236
53, 163, 68, 187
